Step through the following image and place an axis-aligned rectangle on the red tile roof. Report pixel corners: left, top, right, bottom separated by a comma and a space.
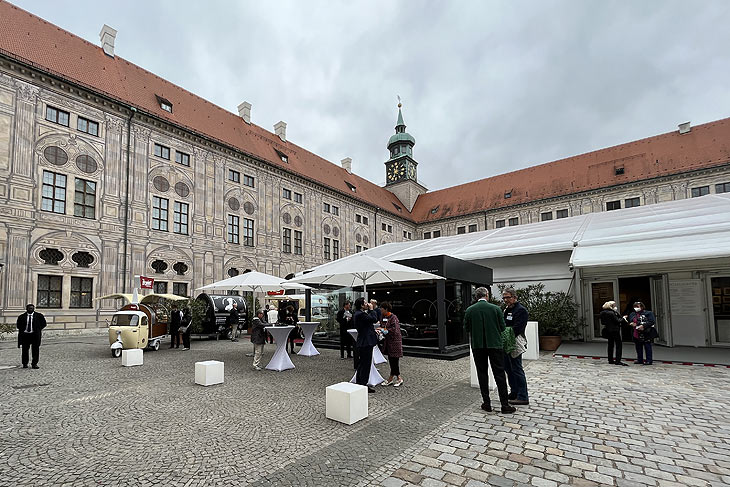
0, 1, 410, 219
411, 117, 730, 222
1, 1, 729, 225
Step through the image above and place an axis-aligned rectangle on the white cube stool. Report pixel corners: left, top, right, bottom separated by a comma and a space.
121, 349, 143, 367
326, 382, 368, 425
195, 360, 224, 386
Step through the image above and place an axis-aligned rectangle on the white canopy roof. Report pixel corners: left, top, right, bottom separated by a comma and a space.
197, 271, 310, 293
355, 193, 730, 268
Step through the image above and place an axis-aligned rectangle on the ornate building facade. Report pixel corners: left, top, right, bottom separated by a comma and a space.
0, 2, 729, 329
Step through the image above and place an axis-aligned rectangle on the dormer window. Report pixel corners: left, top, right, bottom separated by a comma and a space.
345, 181, 356, 193
155, 95, 173, 113
504, 190, 512, 199
430, 206, 439, 214
615, 167, 625, 176
392, 202, 402, 212
275, 150, 289, 163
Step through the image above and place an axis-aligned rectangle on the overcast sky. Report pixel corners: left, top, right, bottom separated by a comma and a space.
14, 0, 730, 191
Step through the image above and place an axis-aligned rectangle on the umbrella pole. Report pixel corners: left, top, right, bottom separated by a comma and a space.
363, 280, 367, 302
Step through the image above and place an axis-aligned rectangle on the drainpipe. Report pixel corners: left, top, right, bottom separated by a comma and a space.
374, 207, 380, 247
121, 107, 137, 292
484, 211, 488, 231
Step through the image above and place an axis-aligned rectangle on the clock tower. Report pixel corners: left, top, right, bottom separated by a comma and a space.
384, 102, 427, 211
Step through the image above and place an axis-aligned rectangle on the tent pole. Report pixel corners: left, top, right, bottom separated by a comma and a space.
363, 280, 368, 302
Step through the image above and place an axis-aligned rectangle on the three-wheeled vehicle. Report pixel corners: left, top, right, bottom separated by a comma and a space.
98, 291, 187, 357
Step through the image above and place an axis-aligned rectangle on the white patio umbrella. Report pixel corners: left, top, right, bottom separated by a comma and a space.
287, 254, 444, 300
196, 271, 311, 293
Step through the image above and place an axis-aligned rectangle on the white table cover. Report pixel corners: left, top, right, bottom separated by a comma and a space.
297, 322, 320, 357
265, 325, 295, 371
347, 329, 384, 387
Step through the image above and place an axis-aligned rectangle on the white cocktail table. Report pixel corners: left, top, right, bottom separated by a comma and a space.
297, 322, 320, 356
347, 329, 384, 387
265, 325, 295, 371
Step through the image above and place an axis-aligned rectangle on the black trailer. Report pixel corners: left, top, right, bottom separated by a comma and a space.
195, 293, 248, 339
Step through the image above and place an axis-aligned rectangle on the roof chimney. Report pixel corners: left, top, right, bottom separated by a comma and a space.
238, 101, 251, 124
99, 24, 117, 58
274, 121, 287, 142
678, 121, 691, 134
341, 157, 352, 174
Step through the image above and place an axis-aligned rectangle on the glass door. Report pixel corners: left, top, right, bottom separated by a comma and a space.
589, 280, 618, 340
709, 276, 730, 345
650, 275, 671, 346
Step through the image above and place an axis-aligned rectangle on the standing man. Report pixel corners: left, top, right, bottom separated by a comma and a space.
16, 304, 46, 369
464, 287, 515, 414
353, 297, 378, 393
169, 303, 183, 348
337, 301, 353, 360
228, 302, 240, 342
502, 288, 530, 406
250, 309, 266, 370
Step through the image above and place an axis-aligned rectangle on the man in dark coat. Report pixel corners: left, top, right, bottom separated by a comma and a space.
16, 304, 47, 369
336, 301, 353, 360
250, 310, 266, 370
353, 297, 378, 393
502, 288, 530, 405
228, 302, 240, 342
464, 287, 515, 414
169, 303, 183, 348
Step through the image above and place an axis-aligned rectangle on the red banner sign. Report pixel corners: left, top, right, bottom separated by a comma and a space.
267, 290, 285, 296
140, 276, 154, 289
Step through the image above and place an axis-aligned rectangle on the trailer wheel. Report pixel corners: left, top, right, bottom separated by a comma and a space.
112, 348, 122, 358
152, 340, 160, 351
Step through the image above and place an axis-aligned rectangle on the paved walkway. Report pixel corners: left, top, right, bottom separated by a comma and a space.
1, 337, 728, 486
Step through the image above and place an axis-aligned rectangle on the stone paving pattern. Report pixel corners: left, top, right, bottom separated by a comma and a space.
1, 337, 729, 486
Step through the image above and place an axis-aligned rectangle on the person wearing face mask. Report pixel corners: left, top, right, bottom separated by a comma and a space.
624, 302, 657, 365
600, 301, 628, 366
16, 304, 47, 369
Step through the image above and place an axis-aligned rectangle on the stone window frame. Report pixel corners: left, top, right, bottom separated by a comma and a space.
228, 169, 240, 183
153, 143, 171, 160
468, 224, 477, 233
625, 197, 641, 208
541, 211, 553, 222
37, 274, 63, 309
70, 276, 93, 308
323, 202, 331, 213
41, 170, 67, 214
556, 209, 569, 219
606, 200, 621, 211
152, 196, 169, 231
508, 217, 519, 227
332, 206, 339, 216
332, 239, 340, 260
714, 182, 730, 194
423, 231, 431, 239
77, 116, 99, 136
242, 218, 254, 247
243, 174, 255, 188
294, 230, 303, 255
172, 282, 188, 297
282, 227, 292, 253
173, 201, 189, 235
323, 237, 331, 260
73, 178, 96, 219
46, 105, 70, 127
227, 214, 240, 244
457, 226, 466, 234
495, 220, 506, 229
294, 192, 303, 204
175, 151, 191, 167
433, 230, 442, 238
356, 245, 362, 253
282, 188, 292, 200
154, 281, 168, 294
691, 185, 710, 198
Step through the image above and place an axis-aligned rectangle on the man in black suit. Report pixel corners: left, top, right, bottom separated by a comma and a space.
336, 301, 353, 360
16, 304, 47, 369
353, 297, 378, 393
169, 304, 183, 348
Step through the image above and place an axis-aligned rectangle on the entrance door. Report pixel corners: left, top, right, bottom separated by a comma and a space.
709, 276, 730, 345
589, 280, 618, 340
650, 275, 671, 346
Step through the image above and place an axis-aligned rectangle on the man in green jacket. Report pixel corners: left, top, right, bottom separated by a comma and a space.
464, 287, 515, 414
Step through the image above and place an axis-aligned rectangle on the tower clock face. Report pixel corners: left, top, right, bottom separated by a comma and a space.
407, 163, 416, 179
387, 162, 406, 182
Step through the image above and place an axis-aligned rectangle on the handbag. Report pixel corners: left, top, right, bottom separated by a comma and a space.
511, 334, 527, 358
501, 327, 516, 354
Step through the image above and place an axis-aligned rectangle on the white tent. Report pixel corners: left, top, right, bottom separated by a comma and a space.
197, 271, 310, 293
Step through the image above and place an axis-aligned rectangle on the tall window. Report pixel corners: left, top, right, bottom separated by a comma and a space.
175, 151, 190, 166
495, 220, 505, 228
228, 169, 240, 183
154, 281, 168, 294
606, 200, 621, 211
42, 171, 66, 214
294, 230, 303, 255
324, 237, 331, 260
70, 277, 93, 308
387, 224, 392, 233
468, 224, 477, 233
152, 196, 169, 231
282, 188, 292, 200
333, 239, 340, 260
324, 203, 331, 213
153, 143, 170, 160
173, 282, 188, 297
294, 192, 303, 204
625, 197, 641, 208
715, 182, 730, 194
46, 106, 69, 126
332, 206, 339, 216
227, 215, 240, 244
173, 201, 189, 235
77, 117, 99, 136
243, 174, 255, 187
282, 228, 292, 253
355, 214, 361, 223
37, 275, 62, 308
74, 178, 96, 219
541, 212, 553, 222
691, 186, 710, 198
362, 216, 369, 225
556, 209, 569, 219
243, 218, 254, 247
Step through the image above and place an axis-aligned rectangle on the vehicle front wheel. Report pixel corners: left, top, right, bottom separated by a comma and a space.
152, 340, 160, 351
112, 348, 122, 358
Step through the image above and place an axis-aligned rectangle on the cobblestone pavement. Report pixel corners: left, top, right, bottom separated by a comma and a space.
1, 338, 729, 486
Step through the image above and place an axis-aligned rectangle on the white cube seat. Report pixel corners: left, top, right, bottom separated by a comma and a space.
195, 360, 224, 386
121, 349, 143, 367
326, 382, 368, 425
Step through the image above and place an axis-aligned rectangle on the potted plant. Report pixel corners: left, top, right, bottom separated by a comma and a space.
495, 283, 582, 351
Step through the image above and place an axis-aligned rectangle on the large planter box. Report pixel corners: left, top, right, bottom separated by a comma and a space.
539, 335, 562, 351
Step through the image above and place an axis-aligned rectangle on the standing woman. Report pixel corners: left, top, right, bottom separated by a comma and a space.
625, 301, 657, 365
379, 301, 404, 387
600, 301, 627, 366
284, 304, 299, 354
